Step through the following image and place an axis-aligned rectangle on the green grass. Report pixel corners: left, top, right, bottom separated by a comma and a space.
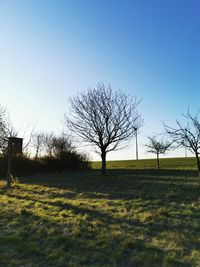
0, 168, 200, 266
92, 157, 197, 170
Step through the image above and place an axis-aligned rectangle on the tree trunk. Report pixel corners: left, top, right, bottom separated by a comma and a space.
35, 148, 39, 160
156, 152, 160, 169
195, 152, 200, 177
101, 150, 106, 175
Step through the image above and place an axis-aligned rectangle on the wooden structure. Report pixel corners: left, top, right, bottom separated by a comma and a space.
9, 137, 23, 157
7, 137, 23, 187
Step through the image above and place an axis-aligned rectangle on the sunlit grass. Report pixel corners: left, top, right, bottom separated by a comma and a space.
0, 168, 200, 266
91, 157, 197, 170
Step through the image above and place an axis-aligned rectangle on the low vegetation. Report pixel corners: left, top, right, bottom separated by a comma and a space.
0, 162, 200, 266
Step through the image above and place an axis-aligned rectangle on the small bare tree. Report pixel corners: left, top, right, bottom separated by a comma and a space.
0, 107, 7, 153
51, 135, 73, 159
31, 132, 45, 159
43, 132, 55, 158
164, 110, 200, 176
0, 111, 18, 187
146, 136, 171, 169
64, 83, 142, 174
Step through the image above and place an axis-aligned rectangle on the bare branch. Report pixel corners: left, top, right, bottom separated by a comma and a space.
164, 109, 200, 176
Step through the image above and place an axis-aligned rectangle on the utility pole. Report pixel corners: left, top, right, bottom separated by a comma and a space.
185, 147, 187, 158
135, 128, 138, 160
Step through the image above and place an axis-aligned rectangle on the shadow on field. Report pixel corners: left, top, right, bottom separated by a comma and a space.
16, 169, 200, 236
7, 188, 200, 235
1, 169, 199, 266
18, 169, 200, 203
0, 206, 173, 267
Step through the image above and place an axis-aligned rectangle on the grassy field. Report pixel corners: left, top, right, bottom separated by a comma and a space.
0, 160, 200, 266
91, 157, 197, 170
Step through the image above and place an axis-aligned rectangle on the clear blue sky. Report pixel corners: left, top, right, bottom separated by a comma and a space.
0, 0, 200, 160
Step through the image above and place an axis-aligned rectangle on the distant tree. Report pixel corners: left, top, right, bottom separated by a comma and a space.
64, 83, 142, 174
43, 132, 54, 158
164, 110, 200, 176
51, 135, 73, 159
146, 136, 171, 169
31, 132, 45, 159
43, 133, 73, 159
42, 133, 89, 170
0, 107, 7, 153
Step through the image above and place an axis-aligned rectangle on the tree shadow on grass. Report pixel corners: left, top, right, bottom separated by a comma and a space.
5, 181, 200, 228
0, 199, 161, 266
17, 169, 200, 204
17, 169, 200, 233
0, 194, 192, 267
2, 169, 198, 266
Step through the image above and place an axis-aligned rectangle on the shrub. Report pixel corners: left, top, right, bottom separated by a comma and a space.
0, 150, 90, 179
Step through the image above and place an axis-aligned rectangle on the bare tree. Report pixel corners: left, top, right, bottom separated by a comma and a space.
0, 110, 18, 187
64, 83, 142, 174
51, 135, 73, 159
0, 107, 18, 152
164, 110, 200, 176
146, 136, 171, 169
0, 107, 7, 153
43, 132, 55, 157
43, 133, 73, 159
1, 110, 34, 186
31, 132, 45, 159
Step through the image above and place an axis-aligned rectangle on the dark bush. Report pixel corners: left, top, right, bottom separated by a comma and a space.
0, 151, 90, 179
